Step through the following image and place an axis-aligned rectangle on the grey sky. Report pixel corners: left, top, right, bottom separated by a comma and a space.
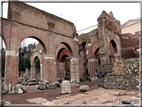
0, 0, 140, 49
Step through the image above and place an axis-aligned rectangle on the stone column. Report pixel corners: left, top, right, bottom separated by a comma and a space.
79, 51, 87, 80
99, 50, 108, 65
31, 65, 35, 79
72, 33, 80, 83
44, 54, 56, 83
70, 58, 79, 83
40, 63, 44, 80
88, 43, 92, 77
5, 50, 19, 85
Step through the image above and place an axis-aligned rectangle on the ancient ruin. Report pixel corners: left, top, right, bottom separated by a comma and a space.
1, 1, 141, 106
1, 1, 140, 94
2, 2, 79, 85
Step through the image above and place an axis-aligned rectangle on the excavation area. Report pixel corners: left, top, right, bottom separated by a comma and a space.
3, 82, 139, 105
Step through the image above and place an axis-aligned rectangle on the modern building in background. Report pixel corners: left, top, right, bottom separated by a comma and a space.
121, 17, 141, 34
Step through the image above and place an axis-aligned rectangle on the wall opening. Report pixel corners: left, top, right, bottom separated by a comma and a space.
61, 55, 70, 80
1, 39, 6, 78
109, 40, 117, 62
18, 37, 45, 79
94, 47, 101, 66
34, 56, 40, 79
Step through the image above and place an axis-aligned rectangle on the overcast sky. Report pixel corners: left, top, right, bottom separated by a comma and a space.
0, 0, 141, 49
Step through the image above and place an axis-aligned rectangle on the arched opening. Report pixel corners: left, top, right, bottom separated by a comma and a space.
18, 37, 45, 80
1, 38, 6, 78
94, 47, 101, 66
109, 40, 117, 62
33, 56, 40, 79
79, 42, 88, 80
61, 55, 70, 80
57, 47, 71, 80
61, 42, 73, 57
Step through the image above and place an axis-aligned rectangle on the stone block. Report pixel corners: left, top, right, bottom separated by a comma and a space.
104, 82, 108, 88
8, 84, 12, 93
115, 58, 119, 63
18, 88, 23, 94
3, 84, 8, 94
112, 67, 115, 72
61, 81, 71, 94
114, 63, 117, 67
28, 82, 40, 85
80, 85, 90, 91
107, 83, 113, 89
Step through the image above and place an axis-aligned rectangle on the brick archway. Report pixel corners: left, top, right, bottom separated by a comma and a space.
2, 2, 78, 84
31, 47, 44, 80
31, 56, 40, 79
109, 39, 117, 56
56, 44, 71, 79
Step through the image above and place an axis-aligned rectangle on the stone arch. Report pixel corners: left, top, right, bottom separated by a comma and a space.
109, 39, 118, 62
94, 47, 100, 59
60, 42, 73, 57
58, 48, 70, 62
31, 56, 40, 79
93, 47, 100, 74
19, 36, 47, 54
31, 48, 44, 80
56, 47, 70, 79
109, 39, 118, 56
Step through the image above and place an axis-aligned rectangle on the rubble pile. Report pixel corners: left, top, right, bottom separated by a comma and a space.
36, 78, 64, 90
123, 62, 139, 75
2, 83, 26, 94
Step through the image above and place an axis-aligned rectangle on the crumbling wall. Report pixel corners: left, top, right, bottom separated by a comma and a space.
121, 33, 139, 58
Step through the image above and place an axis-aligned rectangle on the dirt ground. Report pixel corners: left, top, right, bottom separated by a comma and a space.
3, 82, 98, 104
3, 81, 139, 105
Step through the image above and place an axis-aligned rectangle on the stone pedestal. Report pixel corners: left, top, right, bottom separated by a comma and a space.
61, 81, 71, 94
8, 84, 12, 93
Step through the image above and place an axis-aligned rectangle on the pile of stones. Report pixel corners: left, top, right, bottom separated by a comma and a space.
2, 83, 26, 94
36, 78, 64, 90
20, 78, 40, 86
123, 62, 139, 75
122, 98, 139, 105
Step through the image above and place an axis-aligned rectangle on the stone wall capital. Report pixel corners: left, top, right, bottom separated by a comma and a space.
45, 54, 55, 59
6, 50, 19, 56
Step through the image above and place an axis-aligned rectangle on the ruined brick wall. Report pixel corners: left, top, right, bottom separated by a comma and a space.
78, 11, 122, 79
79, 28, 100, 79
97, 11, 121, 64
121, 33, 139, 58
3, 1, 79, 85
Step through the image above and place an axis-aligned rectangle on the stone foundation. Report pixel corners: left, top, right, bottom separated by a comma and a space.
103, 76, 139, 91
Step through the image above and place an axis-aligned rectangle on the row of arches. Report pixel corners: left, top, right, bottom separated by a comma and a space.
2, 35, 74, 84
79, 39, 118, 79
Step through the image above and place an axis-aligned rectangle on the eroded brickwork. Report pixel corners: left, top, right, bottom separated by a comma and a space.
121, 33, 139, 58
2, 2, 79, 84
2, 1, 140, 84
